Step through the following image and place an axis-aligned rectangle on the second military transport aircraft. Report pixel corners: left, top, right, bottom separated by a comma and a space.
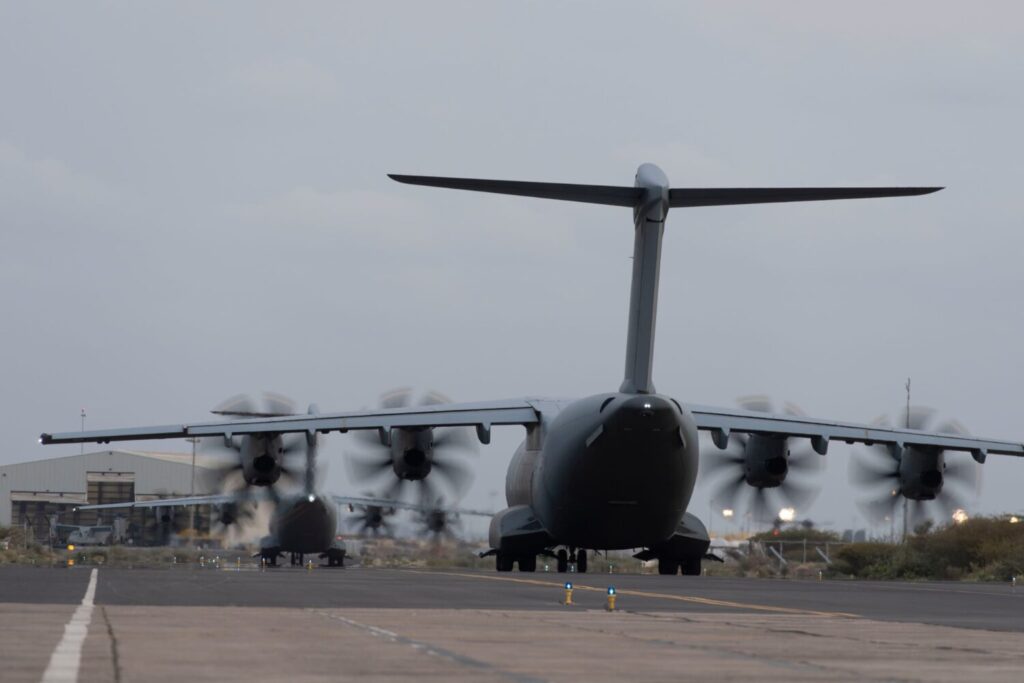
75, 401, 491, 567
42, 164, 1024, 575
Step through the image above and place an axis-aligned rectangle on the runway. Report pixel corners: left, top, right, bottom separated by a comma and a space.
2, 566, 1023, 682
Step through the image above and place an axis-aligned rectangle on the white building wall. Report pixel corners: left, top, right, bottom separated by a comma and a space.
0, 450, 213, 526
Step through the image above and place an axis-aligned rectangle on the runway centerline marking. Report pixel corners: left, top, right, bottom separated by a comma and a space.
310, 609, 547, 683
408, 570, 859, 618
41, 568, 98, 683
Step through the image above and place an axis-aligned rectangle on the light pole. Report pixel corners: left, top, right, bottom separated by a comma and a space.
186, 437, 199, 546
903, 378, 911, 542
80, 408, 86, 455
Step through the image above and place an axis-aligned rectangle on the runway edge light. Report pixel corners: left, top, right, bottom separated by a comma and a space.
606, 586, 617, 612
562, 582, 574, 606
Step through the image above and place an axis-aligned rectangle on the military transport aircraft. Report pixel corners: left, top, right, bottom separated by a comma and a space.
77, 414, 491, 566
42, 164, 1024, 576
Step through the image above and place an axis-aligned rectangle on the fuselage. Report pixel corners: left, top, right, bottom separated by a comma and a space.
505, 392, 699, 549
268, 493, 338, 554
501, 164, 699, 551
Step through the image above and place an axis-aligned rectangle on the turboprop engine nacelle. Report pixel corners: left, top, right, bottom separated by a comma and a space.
742, 434, 789, 488
896, 446, 945, 501
386, 427, 435, 481
237, 434, 287, 487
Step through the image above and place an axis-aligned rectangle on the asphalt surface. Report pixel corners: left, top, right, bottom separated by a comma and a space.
4, 566, 1024, 682
1, 565, 1022, 631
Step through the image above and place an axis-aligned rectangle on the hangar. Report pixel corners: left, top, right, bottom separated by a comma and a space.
0, 449, 216, 546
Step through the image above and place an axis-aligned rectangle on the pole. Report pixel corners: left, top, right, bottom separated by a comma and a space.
903, 377, 911, 542
80, 408, 86, 455
708, 498, 713, 537
187, 437, 198, 546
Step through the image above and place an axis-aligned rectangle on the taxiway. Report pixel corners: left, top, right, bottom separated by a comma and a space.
1, 566, 1022, 682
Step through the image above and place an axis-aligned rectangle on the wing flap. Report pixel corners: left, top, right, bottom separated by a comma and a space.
332, 494, 494, 518
41, 400, 540, 445
74, 493, 243, 511
688, 404, 1024, 458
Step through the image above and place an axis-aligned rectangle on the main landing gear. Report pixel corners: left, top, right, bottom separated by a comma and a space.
258, 549, 281, 567
320, 548, 347, 568
289, 552, 305, 567
658, 557, 701, 576
495, 552, 536, 572
492, 547, 588, 573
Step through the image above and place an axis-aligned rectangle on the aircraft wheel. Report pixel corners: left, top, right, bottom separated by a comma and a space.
518, 555, 537, 572
556, 549, 568, 573
576, 549, 588, 573
496, 552, 514, 572
682, 558, 701, 576
658, 559, 679, 575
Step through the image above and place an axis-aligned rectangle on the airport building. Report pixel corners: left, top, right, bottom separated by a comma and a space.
0, 449, 217, 546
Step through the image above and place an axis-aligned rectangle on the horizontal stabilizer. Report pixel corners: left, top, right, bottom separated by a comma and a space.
391, 175, 941, 209
388, 174, 641, 206
669, 186, 942, 208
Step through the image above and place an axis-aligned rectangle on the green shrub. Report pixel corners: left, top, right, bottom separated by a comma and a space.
832, 517, 1024, 581
833, 542, 898, 577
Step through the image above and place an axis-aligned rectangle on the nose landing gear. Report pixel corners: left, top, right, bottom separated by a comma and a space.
575, 549, 588, 573
556, 549, 568, 573
554, 548, 587, 573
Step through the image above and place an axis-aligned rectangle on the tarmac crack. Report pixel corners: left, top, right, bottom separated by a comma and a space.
633, 611, 1017, 677
310, 609, 548, 683
651, 612, 1007, 659
534, 610, 886, 682
100, 606, 122, 683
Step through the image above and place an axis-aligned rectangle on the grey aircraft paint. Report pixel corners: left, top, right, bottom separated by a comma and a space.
492, 165, 701, 565
259, 492, 343, 563
389, 165, 942, 573
46, 164, 1009, 575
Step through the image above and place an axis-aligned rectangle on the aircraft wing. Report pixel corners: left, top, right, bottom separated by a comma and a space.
686, 404, 1024, 462
74, 493, 244, 511
40, 399, 541, 446
331, 494, 494, 518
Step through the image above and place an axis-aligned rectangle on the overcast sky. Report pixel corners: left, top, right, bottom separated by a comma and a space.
2, 2, 1022, 537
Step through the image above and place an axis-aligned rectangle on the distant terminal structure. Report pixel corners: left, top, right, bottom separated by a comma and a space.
0, 450, 217, 546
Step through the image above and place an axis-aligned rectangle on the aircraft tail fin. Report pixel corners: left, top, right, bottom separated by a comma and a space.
669, 186, 942, 208
388, 174, 642, 206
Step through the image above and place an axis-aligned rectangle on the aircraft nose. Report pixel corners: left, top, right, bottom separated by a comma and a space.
611, 395, 680, 432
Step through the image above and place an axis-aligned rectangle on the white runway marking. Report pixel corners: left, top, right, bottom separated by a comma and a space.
40, 568, 98, 683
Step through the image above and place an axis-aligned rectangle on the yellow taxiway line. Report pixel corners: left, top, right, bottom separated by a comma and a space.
407, 570, 859, 618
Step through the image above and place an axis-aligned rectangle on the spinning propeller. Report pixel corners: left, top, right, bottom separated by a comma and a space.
211, 499, 258, 537
348, 494, 397, 537
416, 500, 461, 542
703, 396, 822, 522
199, 392, 314, 503
347, 388, 476, 505
850, 407, 979, 527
